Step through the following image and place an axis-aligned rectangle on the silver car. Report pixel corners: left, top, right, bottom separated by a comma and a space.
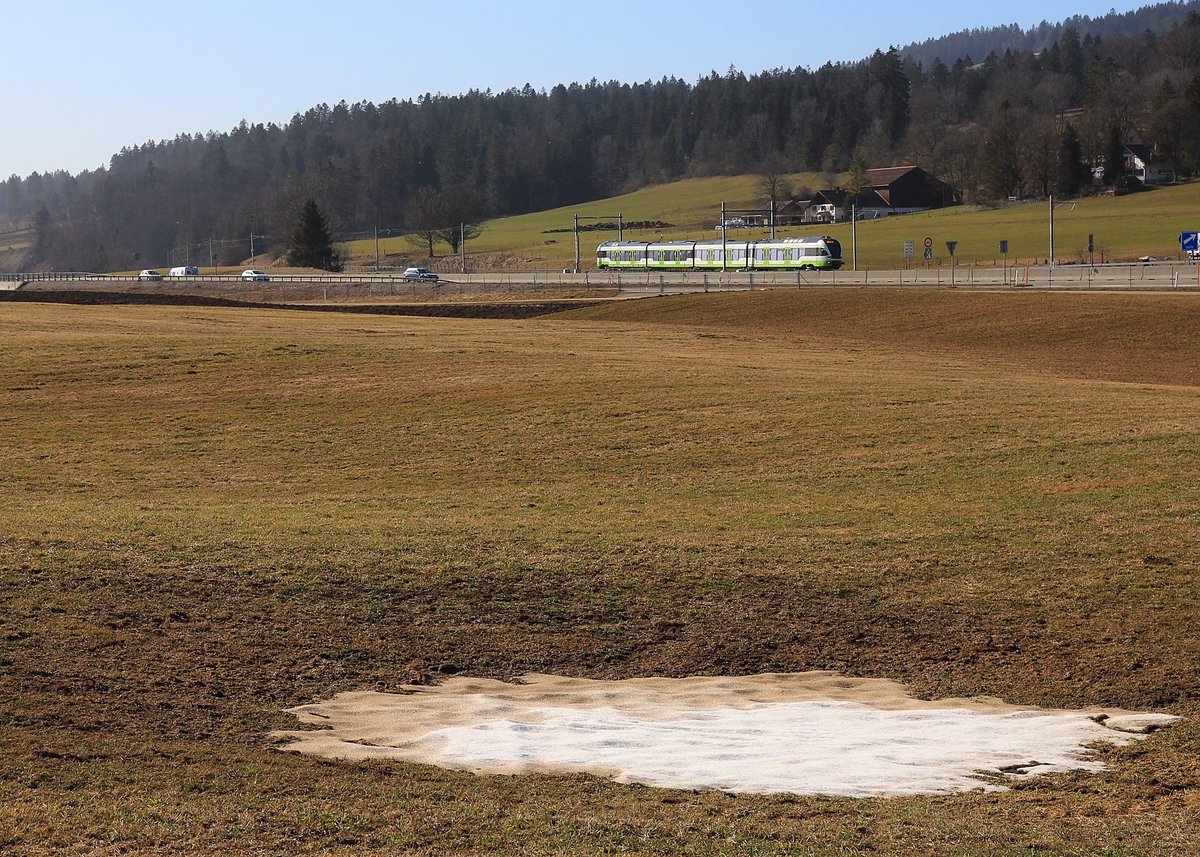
403, 267, 439, 282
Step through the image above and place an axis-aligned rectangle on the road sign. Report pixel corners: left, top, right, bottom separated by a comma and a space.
1088, 234, 1095, 253
924, 237, 933, 249
946, 241, 958, 257
904, 240, 914, 259
999, 240, 1008, 254
923, 247, 933, 261
1182, 232, 1199, 252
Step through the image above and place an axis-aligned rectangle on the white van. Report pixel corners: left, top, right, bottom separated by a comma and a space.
169, 266, 198, 276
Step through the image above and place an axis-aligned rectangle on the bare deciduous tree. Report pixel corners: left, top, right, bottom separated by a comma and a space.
404, 187, 446, 257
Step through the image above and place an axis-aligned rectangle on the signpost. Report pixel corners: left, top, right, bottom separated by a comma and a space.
904, 240, 914, 269
999, 240, 1008, 285
946, 240, 958, 287
1186, 233, 1200, 288
923, 236, 933, 263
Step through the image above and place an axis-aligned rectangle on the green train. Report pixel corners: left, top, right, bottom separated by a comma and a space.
596, 236, 844, 271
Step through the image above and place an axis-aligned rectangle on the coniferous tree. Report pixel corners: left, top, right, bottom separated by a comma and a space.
846, 148, 869, 204
980, 103, 1021, 199
1055, 124, 1089, 196
1102, 124, 1126, 187
286, 199, 342, 271
31, 206, 52, 261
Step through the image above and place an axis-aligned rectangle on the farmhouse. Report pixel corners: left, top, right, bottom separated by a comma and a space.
774, 198, 811, 226
808, 189, 892, 223
866, 165, 956, 212
801, 165, 956, 223
1092, 144, 1177, 186
1123, 144, 1175, 185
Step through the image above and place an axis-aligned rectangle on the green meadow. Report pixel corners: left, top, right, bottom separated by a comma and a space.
341, 177, 1200, 271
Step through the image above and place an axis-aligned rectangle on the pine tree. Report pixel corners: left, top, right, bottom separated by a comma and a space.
286, 199, 341, 271
1055, 124, 1089, 197
1102, 124, 1126, 187
846, 148, 869, 204
980, 103, 1021, 200
31, 206, 52, 260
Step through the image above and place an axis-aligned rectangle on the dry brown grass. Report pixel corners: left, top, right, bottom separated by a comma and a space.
1, 291, 1198, 854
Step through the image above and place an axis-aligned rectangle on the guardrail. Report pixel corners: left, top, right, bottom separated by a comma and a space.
2, 262, 1198, 293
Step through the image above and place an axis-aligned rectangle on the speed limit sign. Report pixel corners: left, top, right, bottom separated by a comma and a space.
923, 237, 933, 249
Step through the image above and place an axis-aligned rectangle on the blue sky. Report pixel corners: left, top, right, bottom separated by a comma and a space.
5, 0, 1139, 178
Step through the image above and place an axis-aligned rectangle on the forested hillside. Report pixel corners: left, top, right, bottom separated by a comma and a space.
3, 7, 1199, 271
901, 0, 1200, 67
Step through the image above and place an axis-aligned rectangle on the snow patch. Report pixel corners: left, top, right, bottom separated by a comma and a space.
274, 672, 1180, 798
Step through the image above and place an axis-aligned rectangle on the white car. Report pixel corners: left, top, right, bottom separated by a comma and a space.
138, 269, 163, 281
403, 267, 439, 281
241, 269, 270, 281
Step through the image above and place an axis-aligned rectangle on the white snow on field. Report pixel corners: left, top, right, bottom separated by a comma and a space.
273, 672, 1180, 798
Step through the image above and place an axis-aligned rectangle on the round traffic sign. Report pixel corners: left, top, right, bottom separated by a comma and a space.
923, 237, 933, 249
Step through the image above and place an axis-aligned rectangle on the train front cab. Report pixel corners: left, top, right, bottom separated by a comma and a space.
597, 242, 648, 269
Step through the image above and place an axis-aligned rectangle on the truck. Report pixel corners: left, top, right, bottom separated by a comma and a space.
169, 266, 198, 276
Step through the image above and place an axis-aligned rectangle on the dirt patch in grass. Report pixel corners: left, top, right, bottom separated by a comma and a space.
1, 294, 1198, 853
0, 288, 602, 319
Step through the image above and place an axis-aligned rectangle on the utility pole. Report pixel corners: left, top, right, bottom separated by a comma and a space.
721, 202, 727, 272
209, 237, 214, 272
574, 213, 581, 273
1049, 194, 1055, 288
250, 231, 254, 260
460, 222, 466, 274
374, 224, 380, 271
770, 199, 776, 240
1049, 194, 1055, 270
851, 203, 858, 272
575, 214, 625, 270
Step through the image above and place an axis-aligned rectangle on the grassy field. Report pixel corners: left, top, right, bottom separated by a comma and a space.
2, 291, 1199, 854
341, 172, 832, 267
340, 177, 1200, 272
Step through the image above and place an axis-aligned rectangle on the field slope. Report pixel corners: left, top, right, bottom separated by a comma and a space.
344, 177, 1200, 271
2, 292, 1198, 854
